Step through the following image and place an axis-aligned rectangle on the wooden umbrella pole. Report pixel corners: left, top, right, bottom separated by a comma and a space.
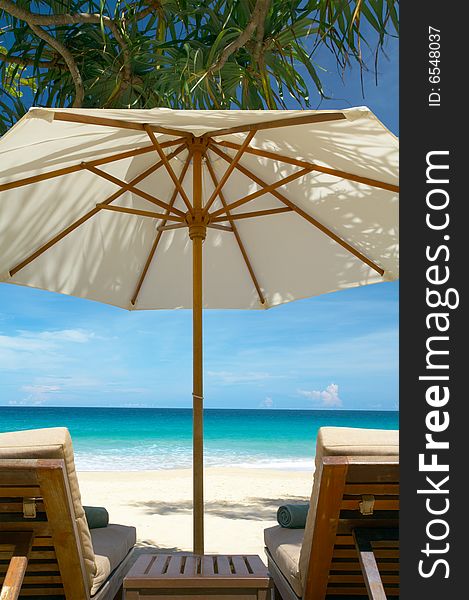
192, 233, 204, 556
189, 142, 206, 555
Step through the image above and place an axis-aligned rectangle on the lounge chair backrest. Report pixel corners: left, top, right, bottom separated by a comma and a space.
0, 457, 92, 598
299, 427, 399, 599
0, 428, 97, 595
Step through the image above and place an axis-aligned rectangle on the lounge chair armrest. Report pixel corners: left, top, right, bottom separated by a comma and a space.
353, 528, 399, 600
0, 531, 34, 600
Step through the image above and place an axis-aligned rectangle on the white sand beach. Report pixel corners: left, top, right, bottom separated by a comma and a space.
78, 468, 313, 558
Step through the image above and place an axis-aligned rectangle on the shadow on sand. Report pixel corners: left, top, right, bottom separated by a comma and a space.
131, 495, 309, 521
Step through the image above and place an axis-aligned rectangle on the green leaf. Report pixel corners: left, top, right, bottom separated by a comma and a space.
0, 0, 398, 119
386, 0, 399, 33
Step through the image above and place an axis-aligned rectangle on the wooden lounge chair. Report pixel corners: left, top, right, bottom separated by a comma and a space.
0, 428, 136, 600
264, 427, 399, 600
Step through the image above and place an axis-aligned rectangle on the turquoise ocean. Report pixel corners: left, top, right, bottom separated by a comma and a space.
0, 407, 398, 471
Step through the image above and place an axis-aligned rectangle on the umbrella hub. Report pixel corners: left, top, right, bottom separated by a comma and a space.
186, 210, 208, 241
189, 136, 209, 155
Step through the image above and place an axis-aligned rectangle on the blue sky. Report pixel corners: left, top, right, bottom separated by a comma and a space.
0, 32, 399, 411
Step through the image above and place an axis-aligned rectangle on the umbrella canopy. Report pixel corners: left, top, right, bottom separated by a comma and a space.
0, 107, 399, 553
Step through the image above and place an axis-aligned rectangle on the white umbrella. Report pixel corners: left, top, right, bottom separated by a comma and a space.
0, 107, 399, 553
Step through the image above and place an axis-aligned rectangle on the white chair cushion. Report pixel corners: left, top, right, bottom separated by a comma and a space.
264, 525, 303, 596
91, 524, 136, 595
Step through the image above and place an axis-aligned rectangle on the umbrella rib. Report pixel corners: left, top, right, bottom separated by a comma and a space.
209, 162, 314, 219
207, 223, 233, 232
144, 124, 193, 213
157, 223, 187, 232
83, 164, 187, 218
0, 138, 186, 193
53, 112, 192, 138
55, 111, 344, 139
130, 151, 193, 307
202, 130, 256, 215
211, 207, 293, 222
205, 154, 265, 305
8, 146, 187, 278
204, 112, 346, 138
97, 205, 185, 221
212, 140, 399, 193
210, 144, 385, 276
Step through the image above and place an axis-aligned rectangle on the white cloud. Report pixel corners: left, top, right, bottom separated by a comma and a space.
239, 329, 398, 377
0, 335, 55, 371
298, 383, 343, 408
51, 376, 102, 389
207, 370, 281, 385
101, 385, 149, 395
19, 383, 61, 405
21, 384, 61, 394
259, 396, 273, 409
0, 329, 95, 370
8, 399, 45, 406
0, 333, 51, 353
34, 329, 94, 343
1, 328, 94, 349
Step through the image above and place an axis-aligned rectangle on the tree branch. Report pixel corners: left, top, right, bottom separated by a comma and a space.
0, 52, 62, 70
29, 22, 84, 106
0, 0, 132, 88
134, 1, 164, 22
0, 1, 85, 106
253, 1, 269, 63
207, 0, 271, 74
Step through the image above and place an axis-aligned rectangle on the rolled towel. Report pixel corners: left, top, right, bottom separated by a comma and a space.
84, 506, 109, 529
277, 503, 309, 528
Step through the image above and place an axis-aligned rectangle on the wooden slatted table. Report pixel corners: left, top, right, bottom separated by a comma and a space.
123, 553, 271, 600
